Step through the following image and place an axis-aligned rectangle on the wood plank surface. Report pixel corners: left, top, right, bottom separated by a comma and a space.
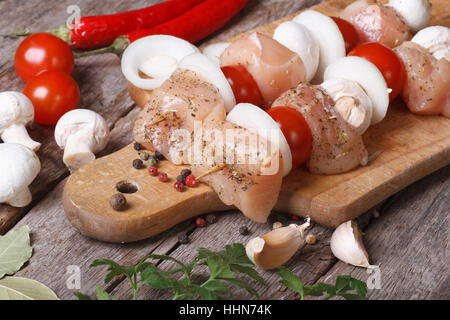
1, 0, 449, 300
64, 0, 450, 242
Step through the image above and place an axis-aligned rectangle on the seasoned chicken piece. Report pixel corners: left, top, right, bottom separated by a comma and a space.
395, 41, 450, 117
340, 0, 411, 48
133, 69, 226, 164
220, 32, 306, 108
191, 120, 283, 223
272, 84, 368, 174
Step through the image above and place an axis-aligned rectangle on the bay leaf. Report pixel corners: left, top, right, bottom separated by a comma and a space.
0, 277, 58, 300
0, 225, 32, 279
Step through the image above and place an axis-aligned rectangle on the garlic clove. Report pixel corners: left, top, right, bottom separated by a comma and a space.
246, 218, 310, 270
320, 78, 373, 134
411, 26, 450, 62
330, 220, 375, 268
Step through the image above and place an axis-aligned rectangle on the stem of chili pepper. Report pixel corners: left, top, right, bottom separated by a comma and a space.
13, 0, 206, 49
73, 0, 249, 58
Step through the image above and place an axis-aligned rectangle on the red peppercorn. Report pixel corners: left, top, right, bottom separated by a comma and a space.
288, 214, 300, 221
148, 167, 158, 176
185, 174, 196, 187
174, 181, 184, 192
195, 217, 206, 227
158, 172, 168, 182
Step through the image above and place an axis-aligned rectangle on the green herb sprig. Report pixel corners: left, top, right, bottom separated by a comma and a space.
74, 243, 265, 300
278, 266, 367, 300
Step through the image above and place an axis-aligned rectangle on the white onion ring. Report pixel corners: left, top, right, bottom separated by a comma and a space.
226, 103, 292, 176
273, 21, 319, 82
121, 35, 199, 90
203, 42, 231, 66
293, 10, 346, 84
178, 53, 236, 112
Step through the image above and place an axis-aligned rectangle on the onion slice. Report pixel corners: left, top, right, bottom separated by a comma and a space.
324, 56, 389, 125
226, 103, 292, 176
178, 53, 236, 112
203, 42, 231, 66
293, 10, 346, 84
121, 35, 199, 90
273, 21, 319, 82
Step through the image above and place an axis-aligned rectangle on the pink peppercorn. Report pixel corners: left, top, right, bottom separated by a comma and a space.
174, 181, 184, 192
185, 174, 196, 187
158, 172, 168, 182
195, 217, 206, 227
148, 167, 158, 176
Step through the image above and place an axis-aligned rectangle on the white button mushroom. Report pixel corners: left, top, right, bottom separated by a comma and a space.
0, 143, 41, 207
320, 78, 373, 134
55, 109, 110, 171
324, 57, 389, 125
0, 91, 41, 151
411, 26, 450, 61
273, 21, 320, 82
386, 0, 431, 33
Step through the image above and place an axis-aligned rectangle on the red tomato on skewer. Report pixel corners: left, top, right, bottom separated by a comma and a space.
267, 106, 312, 170
331, 17, 360, 53
221, 65, 264, 108
348, 42, 406, 102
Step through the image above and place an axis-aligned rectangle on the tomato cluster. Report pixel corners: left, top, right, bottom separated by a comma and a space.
15, 33, 79, 125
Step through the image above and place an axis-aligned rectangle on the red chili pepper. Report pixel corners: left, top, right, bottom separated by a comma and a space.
75, 0, 249, 57
127, 0, 249, 44
17, 0, 206, 49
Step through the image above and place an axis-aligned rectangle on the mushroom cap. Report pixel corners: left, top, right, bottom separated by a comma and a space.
0, 143, 41, 203
0, 91, 35, 132
54, 109, 110, 153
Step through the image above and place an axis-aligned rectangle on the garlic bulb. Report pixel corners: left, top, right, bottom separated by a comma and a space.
330, 221, 376, 268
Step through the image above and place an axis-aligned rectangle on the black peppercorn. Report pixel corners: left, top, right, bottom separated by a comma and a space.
206, 214, 217, 224
155, 150, 165, 161
133, 142, 142, 151
110, 193, 127, 211
177, 175, 186, 185
181, 169, 192, 178
133, 159, 144, 169
239, 226, 249, 236
178, 233, 189, 244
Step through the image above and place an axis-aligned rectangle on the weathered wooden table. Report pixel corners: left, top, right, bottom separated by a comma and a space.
0, 0, 448, 300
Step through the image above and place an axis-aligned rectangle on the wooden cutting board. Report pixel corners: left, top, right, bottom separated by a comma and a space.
63, 0, 450, 243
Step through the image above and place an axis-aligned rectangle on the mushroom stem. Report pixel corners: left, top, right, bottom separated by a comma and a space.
1, 124, 41, 151
62, 133, 96, 171
246, 218, 310, 270
6, 186, 32, 207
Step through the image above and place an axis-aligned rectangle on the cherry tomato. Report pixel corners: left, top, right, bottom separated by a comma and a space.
267, 106, 312, 169
331, 17, 360, 53
348, 42, 406, 101
221, 65, 264, 108
14, 33, 74, 82
23, 71, 80, 125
